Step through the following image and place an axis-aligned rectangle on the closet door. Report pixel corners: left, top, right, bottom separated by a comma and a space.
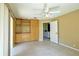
30, 20, 39, 41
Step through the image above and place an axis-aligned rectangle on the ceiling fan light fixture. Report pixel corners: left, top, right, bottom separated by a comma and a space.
45, 14, 48, 17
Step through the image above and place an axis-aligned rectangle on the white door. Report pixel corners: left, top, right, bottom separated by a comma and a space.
50, 20, 58, 44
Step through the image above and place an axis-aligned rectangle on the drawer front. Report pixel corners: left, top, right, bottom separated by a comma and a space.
16, 34, 22, 42
21, 34, 30, 41
15, 34, 31, 43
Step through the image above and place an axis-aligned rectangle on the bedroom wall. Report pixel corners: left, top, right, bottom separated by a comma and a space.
0, 3, 4, 56
57, 9, 79, 50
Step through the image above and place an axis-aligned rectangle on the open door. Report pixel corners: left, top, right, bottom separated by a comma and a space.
50, 20, 59, 44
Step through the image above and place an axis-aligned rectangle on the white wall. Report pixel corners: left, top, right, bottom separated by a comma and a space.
3, 4, 9, 56
0, 3, 4, 56
0, 4, 9, 56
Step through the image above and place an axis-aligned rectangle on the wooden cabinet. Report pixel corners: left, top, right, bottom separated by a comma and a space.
30, 20, 39, 41
16, 33, 31, 42
16, 19, 21, 25
15, 19, 39, 43
16, 20, 30, 33
15, 19, 31, 43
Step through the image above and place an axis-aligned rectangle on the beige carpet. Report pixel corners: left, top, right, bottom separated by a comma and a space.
12, 41, 79, 56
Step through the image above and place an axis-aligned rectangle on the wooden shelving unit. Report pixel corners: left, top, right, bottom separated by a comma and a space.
15, 19, 31, 43
15, 19, 39, 43
16, 19, 31, 34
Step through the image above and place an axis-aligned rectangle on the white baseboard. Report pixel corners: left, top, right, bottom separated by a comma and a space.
59, 43, 79, 52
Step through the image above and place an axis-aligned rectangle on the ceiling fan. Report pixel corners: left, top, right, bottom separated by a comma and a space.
34, 3, 60, 18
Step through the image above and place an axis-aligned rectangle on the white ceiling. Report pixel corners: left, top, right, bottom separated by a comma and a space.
9, 3, 79, 19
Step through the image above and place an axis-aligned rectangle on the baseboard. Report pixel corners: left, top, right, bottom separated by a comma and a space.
59, 43, 79, 52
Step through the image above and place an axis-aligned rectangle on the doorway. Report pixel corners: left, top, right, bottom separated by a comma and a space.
43, 23, 50, 41
50, 20, 59, 44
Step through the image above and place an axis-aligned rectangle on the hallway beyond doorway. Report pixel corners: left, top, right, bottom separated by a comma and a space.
43, 23, 50, 41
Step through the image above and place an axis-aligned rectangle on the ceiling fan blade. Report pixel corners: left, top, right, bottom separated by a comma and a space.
49, 6, 60, 11
49, 11, 60, 14
33, 9, 42, 10
33, 3, 48, 15
33, 4, 60, 18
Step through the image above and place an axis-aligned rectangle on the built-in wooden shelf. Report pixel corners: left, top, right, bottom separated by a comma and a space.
15, 19, 39, 43
16, 32, 30, 34
16, 19, 31, 33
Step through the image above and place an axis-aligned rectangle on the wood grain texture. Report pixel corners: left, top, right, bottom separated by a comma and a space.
15, 19, 39, 43
30, 20, 39, 41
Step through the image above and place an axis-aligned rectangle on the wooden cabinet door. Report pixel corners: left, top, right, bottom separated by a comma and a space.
16, 34, 22, 42
15, 20, 31, 43
15, 33, 31, 43
30, 20, 39, 41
